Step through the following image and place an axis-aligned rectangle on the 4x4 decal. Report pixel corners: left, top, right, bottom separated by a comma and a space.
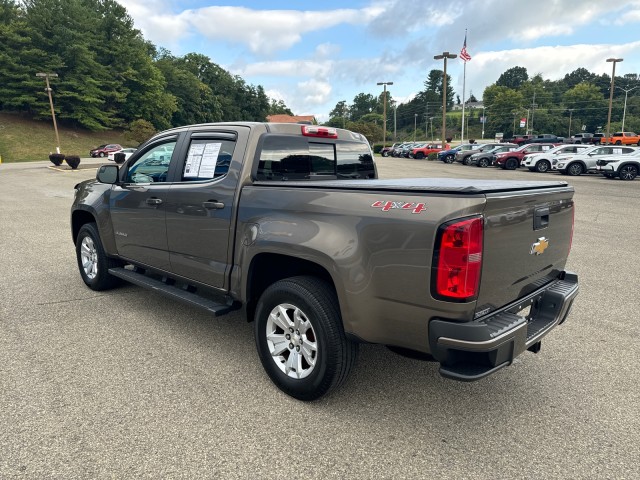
371, 201, 427, 214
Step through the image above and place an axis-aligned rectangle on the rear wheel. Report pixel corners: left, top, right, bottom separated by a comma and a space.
98, 152, 106, 157
505, 158, 518, 170
567, 162, 584, 176
619, 164, 638, 181
615, 140, 622, 145
535, 160, 551, 173
254, 276, 358, 401
462, 156, 471, 165
381, 151, 389, 157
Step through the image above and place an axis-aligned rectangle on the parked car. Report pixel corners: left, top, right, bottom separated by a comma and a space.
553, 145, 636, 176
521, 144, 592, 173
591, 133, 606, 144
494, 143, 556, 170
523, 134, 564, 144
564, 133, 594, 144
90, 144, 122, 158
108, 147, 137, 162
438, 143, 480, 163
391, 143, 411, 157
410, 143, 444, 159
596, 149, 640, 180
381, 143, 401, 157
602, 131, 640, 146
455, 143, 496, 165
468, 144, 518, 167
508, 134, 533, 145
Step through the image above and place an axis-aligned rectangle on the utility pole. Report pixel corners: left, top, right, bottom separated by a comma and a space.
393, 104, 397, 142
36, 72, 61, 154
530, 90, 537, 136
434, 52, 457, 142
606, 58, 623, 143
567, 109, 574, 137
376, 81, 393, 148
414, 113, 418, 141
481, 105, 485, 139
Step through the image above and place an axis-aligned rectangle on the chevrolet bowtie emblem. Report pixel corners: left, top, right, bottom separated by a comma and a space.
530, 237, 549, 255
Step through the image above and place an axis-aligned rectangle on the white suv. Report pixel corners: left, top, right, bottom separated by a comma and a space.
553, 145, 636, 176
521, 144, 591, 173
596, 150, 640, 180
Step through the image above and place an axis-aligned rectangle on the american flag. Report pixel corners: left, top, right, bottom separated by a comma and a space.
460, 33, 472, 62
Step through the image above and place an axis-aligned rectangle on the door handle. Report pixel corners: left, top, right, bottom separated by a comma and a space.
202, 201, 225, 210
146, 198, 163, 206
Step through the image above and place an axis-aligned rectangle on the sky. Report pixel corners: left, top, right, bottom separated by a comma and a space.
118, 0, 640, 122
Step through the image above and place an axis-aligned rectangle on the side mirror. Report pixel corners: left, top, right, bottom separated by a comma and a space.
96, 164, 119, 184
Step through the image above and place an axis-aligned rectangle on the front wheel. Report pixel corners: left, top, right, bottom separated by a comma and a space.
462, 157, 471, 165
381, 151, 389, 157
444, 154, 455, 163
254, 276, 358, 401
535, 160, 551, 173
75, 223, 122, 291
477, 158, 489, 167
505, 158, 518, 170
567, 162, 584, 176
415, 152, 424, 159
619, 164, 638, 181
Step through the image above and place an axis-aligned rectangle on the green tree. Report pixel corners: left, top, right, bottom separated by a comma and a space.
563, 83, 607, 133
268, 98, 293, 116
496, 66, 529, 90
483, 85, 524, 137
349, 93, 377, 121
424, 69, 454, 108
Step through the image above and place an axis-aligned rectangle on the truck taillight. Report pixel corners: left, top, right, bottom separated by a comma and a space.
432, 217, 483, 302
301, 125, 338, 139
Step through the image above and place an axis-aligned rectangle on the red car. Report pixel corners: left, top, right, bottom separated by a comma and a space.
494, 143, 557, 169
90, 143, 122, 158
410, 143, 445, 159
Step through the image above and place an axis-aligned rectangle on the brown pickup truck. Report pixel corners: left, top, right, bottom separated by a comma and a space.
71, 122, 579, 400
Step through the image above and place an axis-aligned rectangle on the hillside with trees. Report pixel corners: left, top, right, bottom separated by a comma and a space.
0, 0, 284, 136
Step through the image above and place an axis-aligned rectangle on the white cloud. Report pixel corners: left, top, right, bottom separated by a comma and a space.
297, 79, 333, 106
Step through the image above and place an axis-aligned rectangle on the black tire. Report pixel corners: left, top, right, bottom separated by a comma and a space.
477, 157, 489, 167
618, 164, 638, 181
615, 140, 622, 145
254, 276, 358, 401
535, 160, 551, 173
444, 154, 455, 164
415, 152, 424, 159
567, 162, 584, 176
381, 151, 389, 157
462, 156, 471, 166
99, 152, 106, 157
75, 223, 122, 291
505, 158, 518, 170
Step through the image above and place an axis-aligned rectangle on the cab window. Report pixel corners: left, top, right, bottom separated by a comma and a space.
125, 142, 176, 184
181, 139, 236, 182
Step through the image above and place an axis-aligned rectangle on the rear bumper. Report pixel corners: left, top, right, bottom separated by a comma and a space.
428, 271, 579, 382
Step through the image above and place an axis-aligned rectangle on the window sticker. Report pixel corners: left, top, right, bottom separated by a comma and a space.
184, 142, 222, 178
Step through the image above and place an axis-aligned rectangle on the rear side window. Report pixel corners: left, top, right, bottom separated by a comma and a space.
256, 135, 374, 181
182, 139, 236, 181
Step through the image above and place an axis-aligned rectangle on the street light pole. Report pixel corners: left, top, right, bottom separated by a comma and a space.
606, 58, 623, 143
434, 52, 457, 143
481, 105, 485, 139
616, 85, 638, 131
376, 81, 393, 148
414, 113, 418, 141
36, 72, 60, 154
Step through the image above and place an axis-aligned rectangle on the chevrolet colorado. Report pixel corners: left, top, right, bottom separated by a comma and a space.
71, 122, 579, 400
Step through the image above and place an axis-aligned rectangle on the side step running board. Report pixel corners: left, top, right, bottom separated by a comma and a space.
108, 267, 238, 317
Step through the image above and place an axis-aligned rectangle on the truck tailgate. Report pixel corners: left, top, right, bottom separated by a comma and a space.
475, 186, 574, 317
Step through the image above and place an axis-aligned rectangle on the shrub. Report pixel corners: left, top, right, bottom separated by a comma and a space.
49, 153, 65, 166
427, 152, 439, 161
125, 119, 156, 144
65, 155, 81, 169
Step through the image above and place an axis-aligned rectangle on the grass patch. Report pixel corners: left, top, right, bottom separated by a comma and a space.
0, 112, 135, 162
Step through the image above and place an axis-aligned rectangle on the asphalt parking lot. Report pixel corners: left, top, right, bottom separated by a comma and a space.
1, 157, 638, 479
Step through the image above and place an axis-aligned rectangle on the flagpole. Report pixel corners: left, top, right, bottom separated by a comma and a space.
461, 60, 466, 143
